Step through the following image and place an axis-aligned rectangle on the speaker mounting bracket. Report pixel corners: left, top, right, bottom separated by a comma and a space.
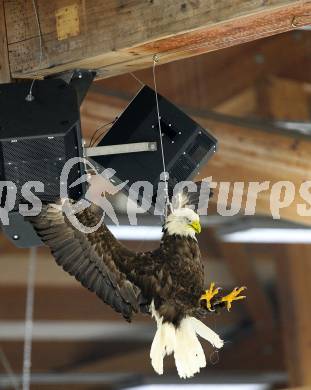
48, 69, 96, 106
85, 141, 157, 157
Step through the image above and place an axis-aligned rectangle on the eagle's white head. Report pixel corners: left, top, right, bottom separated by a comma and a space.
164, 208, 201, 239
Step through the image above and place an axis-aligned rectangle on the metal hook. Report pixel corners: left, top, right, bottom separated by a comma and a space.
291, 16, 298, 28
153, 54, 159, 63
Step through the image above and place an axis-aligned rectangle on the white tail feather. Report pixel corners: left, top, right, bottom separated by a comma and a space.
189, 317, 224, 349
150, 302, 224, 378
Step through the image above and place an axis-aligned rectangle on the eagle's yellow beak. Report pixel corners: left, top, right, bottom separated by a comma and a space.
189, 220, 201, 234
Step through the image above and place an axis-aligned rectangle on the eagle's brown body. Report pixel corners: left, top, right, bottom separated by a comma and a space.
143, 233, 204, 325
81, 204, 205, 326
117, 232, 205, 326
30, 203, 204, 324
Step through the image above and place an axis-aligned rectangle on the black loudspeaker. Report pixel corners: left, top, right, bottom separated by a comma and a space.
0, 78, 86, 209
93, 86, 217, 208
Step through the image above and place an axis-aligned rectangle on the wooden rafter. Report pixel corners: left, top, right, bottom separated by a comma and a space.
257, 76, 311, 120
276, 245, 311, 387
92, 30, 311, 110
262, 76, 311, 388
266, 75, 311, 388
220, 243, 275, 334
4, 1, 311, 80
0, 0, 10, 82
197, 117, 311, 225
0, 336, 283, 375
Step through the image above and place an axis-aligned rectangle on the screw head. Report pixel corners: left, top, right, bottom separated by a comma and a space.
25, 93, 35, 102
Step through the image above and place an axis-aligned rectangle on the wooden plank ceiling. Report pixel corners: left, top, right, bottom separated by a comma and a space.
3, 0, 311, 79
0, 0, 10, 83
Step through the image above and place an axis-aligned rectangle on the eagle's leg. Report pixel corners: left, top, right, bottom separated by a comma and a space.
219, 286, 247, 311
200, 282, 221, 311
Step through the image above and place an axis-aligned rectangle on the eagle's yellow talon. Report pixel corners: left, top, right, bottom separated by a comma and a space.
221, 286, 247, 311
200, 282, 221, 311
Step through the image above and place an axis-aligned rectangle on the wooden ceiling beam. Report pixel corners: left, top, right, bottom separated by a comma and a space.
276, 245, 311, 387
197, 116, 311, 224
256, 76, 311, 120
267, 75, 311, 388
0, 0, 10, 82
0, 283, 241, 327
70, 346, 164, 375
0, 285, 134, 322
0, 339, 145, 373
215, 87, 258, 116
4, 1, 311, 80
0, 335, 283, 375
95, 30, 311, 110
220, 243, 275, 334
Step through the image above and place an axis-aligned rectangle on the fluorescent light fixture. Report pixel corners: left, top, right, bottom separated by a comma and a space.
125, 385, 269, 390
0, 321, 153, 341
274, 120, 311, 135
221, 227, 311, 244
107, 225, 162, 241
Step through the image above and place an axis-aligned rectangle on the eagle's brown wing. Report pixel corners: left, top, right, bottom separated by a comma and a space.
29, 203, 146, 322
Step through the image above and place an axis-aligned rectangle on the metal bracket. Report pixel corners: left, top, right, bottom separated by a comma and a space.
1, 212, 43, 248
49, 69, 96, 106
85, 141, 157, 157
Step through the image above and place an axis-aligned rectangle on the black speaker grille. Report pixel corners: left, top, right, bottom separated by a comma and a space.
3, 136, 65, 203
170, 154, 195, 182
1, 124, 84, 205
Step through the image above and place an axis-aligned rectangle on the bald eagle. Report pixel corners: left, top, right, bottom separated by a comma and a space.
28, 185, 246, 378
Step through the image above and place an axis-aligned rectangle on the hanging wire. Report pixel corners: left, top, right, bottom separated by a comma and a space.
0, 348, 20, 390
22, 247, 37, 390
130, 72, 144, 87
152, 55, 170, 217
88, 118, 118, 147
25, 0, 44, 102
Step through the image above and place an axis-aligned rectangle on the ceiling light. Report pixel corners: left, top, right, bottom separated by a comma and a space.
221, 227, 311, 243
125, 384, 269, 390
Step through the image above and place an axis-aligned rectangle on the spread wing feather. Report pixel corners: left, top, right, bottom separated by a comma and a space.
28, 203, 144, 321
